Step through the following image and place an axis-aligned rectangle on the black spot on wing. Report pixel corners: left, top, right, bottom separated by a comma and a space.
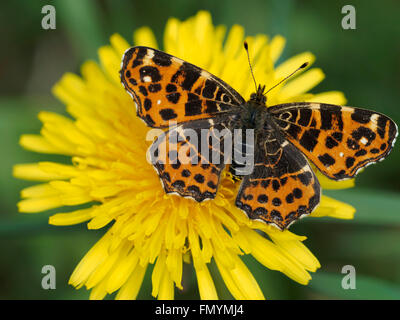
162, 172, 171, 182
254, 207, 268, 216
320, 105, 343, 130
325, 136, 339, 149
285, 193, 294, 203
144, 98, 152, 111
289, 109, 298, 122
202, 79, 217, 99
207, 181, 217, 189
144, 114, 156, 126
333, 170, 346, 180
159, 108, 178, 121
347, 138, 360, 150
166, 92, 180, 104
251, 180, 259, 187
332, 132, 343, 142
171, 160, 181, 169
152, 52, 172, 66
236, 201, 252, 215
298, 108, 312, 126
308, 194, 319, 208
139, 86, 148, 96
355, 149, 367, 157
286, 124, 302, 139
187, 185, 201, 195
185, 100, 202, 116
261, 180, 270, 188
351, 109, 371, 124
171, 62, 201, 91
205, 100, 218, 113
181, 169, 191, 177
285, 211, 297, 222
257, 194, 268, 203
345, 157, 355, 168
299, 129, 320, 152
243, 194, 254, 201
318, 153, 336, 167
297, 171, 312, 186
131, 47, 147, 68
387, 118, 397, 140
166, 83, 177, 93
272, 180, 280, 191
272, 197, 282, 206
194, 174, 205, 183
223, 95, 231, 103
168, 150, 178, 162
148, 83, 162, 93
293, 188, 303, 199
172, 180, 185, 189
270, 210, 283, 221
351, 127, 376, 146
376, 116, 387, 138
139, 66, 162, 82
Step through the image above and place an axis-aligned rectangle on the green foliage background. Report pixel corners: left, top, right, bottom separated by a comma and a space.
1, 0, 400, 299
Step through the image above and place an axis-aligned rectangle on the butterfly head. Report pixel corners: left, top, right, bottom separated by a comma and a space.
250, 84, 267, 105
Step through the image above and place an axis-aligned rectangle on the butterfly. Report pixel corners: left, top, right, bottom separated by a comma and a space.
120, 46, 398, 230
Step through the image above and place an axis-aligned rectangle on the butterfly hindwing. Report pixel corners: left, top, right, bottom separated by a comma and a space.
120, 46, 245, 128
149, 117, 237, 201
235, 129, 321, 230
269, 102, 398, 180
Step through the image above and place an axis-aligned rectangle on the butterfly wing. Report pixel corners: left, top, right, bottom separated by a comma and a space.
269, 102, 398, 180
120, 46, 245, 128
235, 130, 321, 230
149, 117, 237, 201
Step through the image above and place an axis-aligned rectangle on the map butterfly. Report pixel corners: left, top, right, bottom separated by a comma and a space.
120, 45, 397, 230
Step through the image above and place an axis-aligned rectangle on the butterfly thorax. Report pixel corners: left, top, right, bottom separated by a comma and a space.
239, 93, 271, 132
240, 102, 262, 128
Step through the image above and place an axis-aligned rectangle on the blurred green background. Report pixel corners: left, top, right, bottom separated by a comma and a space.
1, 0, 400, 299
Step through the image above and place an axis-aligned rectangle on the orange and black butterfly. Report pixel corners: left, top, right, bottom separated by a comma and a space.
120, 46, 398, 230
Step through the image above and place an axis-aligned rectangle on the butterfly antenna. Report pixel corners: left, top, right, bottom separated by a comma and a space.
244, 41, 258, 92
264, 62, 309, 95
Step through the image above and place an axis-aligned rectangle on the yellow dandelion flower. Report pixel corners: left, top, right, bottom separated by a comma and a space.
13, 11, 356, 300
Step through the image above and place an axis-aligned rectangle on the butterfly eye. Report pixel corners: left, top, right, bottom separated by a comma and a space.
250, 93, 257, 100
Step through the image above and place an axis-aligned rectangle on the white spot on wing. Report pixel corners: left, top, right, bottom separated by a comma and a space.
146, 49, 155, 59
341, 106, 354, 112
370, 113, 379, 123
200, 70, 210, 78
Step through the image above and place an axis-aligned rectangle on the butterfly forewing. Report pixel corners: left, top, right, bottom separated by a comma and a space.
120, 46, 245, 128
269, 102, 398, 180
